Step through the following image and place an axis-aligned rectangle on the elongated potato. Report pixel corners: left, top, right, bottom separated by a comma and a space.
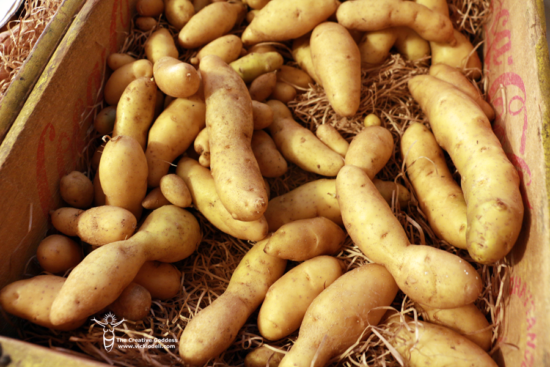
251, 130, 287, 178
179, 240, 287, 365
112, 77, 157, 149
153, 56, 200, 98
142, 187, 170, 209
265, 179, 341, 232
0, 276, 86, 331
336, 0, 455, 44
292, 34, 322, 85
409, 75, 523, 264
230, 52, 284, 83
51, 206, 137, 246
60, 171, 94, 209
191, 34, 243, 65
108, 283, 151, 321
107, 53, 136, 70
345, 126, 394, 178
311, 22, 361, 117
37, 235, 82, 274
252, 100, 274, 130
146, 96, 206, 187
385, 314, 497, 367
176, 157, 269, 241
241, 0, 340, 45
276, 65, 313, 89
160, 174, 192, 207
259, 256, 344, 340
278, 264, 398, 367
245, 346, 284, 367
178, 2, 244, 48
267, 100, 344, 176
100, 136, 148, 220
200, 55, 268, 221
165, 0, 195, 30
104, 59, 153, 105
249, 72, 277, 101
316, 124, 349, 156
401, 123, 468, 249
133, 261, 182, 299
269, 82, 296, 104
144, 28, 179, 64
264, 217, 345, 261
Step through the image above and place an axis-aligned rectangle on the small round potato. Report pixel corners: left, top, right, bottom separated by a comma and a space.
107, 53, 136, 71
136, 0, 164, 17
37, 235, 82, 274
251, 130, 287, 178
104, 59, 153, 105
252, 100, 274, 130
136, 17, 157, 31
60, 171, 94, 209
153, 56, 200, 98
108, 283, 152, 321
144, 28, 179, 64
249, 72, 277, 102
364, 113, 381, 127
133, 261, 182, 299
165, 0, 195, 30
160, 174, 192, 207
142, 187, 171, 209
269, 82, 296, 104
93, 105, 116, 135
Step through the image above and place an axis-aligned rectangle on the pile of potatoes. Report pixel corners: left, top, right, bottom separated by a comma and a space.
0, 0, 523, 366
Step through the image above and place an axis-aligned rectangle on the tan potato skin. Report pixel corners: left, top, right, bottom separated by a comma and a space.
292, 34, 322, 85
133, 261, 182, 299
241, 0, 340, 45
316, 124, 349, 156
135, 16, 157, 31
345, 126, 394, 179
311, 22, 361, 117
264, 217, 345, 261
153, 56, 200, 98
373, 179, 411, 210
265, 179, 341, 231
146, 96, 206, 187
251, 130, 288, 178
142, 187, 171, 209
37, 235, 82, 274
269, 82, 296, 104
193, 0, 211, 12
179, 240, 287, 365
194, 127, 211, 167
386, 315, 497, 367
258, 256, 344, 340
51, 206, 137, 246
200, 55, 268, 221
279, 264, 398, 367
429, 64, 494, 120
431, 30, 482, 79
336, 0, 455, 44
160, 174, 192, 207
245, 346, 284, 367
50, 206, 201, 325
100, 136, 148, 220
401, 123, 468, 249
60, 171, 94, 209
192, 34, 243, 65
415, 0, 449, 17
94, 106, 116, 135
165, 0, 195, 30
108, 283, 152, 321
252, 100, 274, 130
104, 59, 153, 105
107, 53, 136, 70
276, 65, 313, 89
336, 165, 482, 308
112, 77, 157, 149
420, 303, 492, 351
267, 100, 344, 176
409, 75, 524, 264
136, 0, 164, 16
176, 157, 269, 241
0, 276, 86, 331
178, 2, 244, 49
144, 28, 179, 64
249, 72, 277, 102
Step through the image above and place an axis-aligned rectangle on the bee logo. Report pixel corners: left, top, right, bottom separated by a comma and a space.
92, 312, 125, 352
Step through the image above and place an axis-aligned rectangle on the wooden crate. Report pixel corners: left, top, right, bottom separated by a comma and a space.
0, 0, 548, 365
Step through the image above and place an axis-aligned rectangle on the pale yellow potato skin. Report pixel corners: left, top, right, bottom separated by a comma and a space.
373, 179, 411, 209
178, 2, 244, 49
394, 27, 431, 61
386, 315, 497, 367
409, 75, 524, 264
251, 130, 288, 178
60, 171, 94, 209
144, 28, 179, 64
269, 82, 296, 104
200, 55, 268, 221
431, 29, 482, 79
264, 179, 341, 232
165, 0, 195, 30
336, 165, 483, 309
258, 256, 343, 340
179, 240, 286, 365
311, 22, 361, 117
193, 127, 211, 167
153, 56, 200, 98
107, 53, 135, 70
364, 113, 381, 127
160, 173, 192, 207
192, 34, 243, 65
264, 217, 345, 261
429, 64, 494, 120
51, 206, 137, 246
230, 52, 284, 83
252, 100, 274, 130
133, 261, 182, 300
245, 346, 284, 367
401, 123, 468, 249
50, 206, 201, 325
249, 72, 277, 101
145, 96, 206, 187
112, 77, 157, 149
292, 34, 322, 85
37, 235, 82, 274
104, 59, 153, 105
420, 303, 492, 351
267, 100, 344, 176
142, 187, 170, 209
108, 283, 151, 321
276, 65, 313, 89
176, 157, 269, 241
279, 264, 398, 367
241, 0, 340, 45
337, 0, 455, 44
345, 126, 394, 179
415, 0, 449, 17
246, 0, 270, 10
0, 276, 86, 331
316, 124, 349, 156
